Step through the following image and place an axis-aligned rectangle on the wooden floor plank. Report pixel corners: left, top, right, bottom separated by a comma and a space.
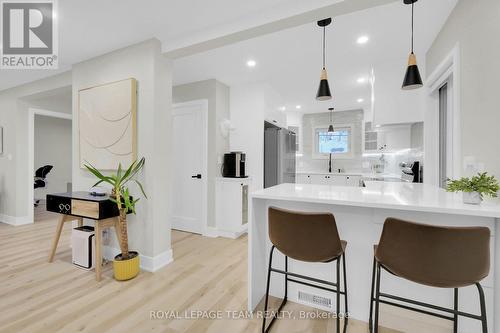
0, 207, 450, 333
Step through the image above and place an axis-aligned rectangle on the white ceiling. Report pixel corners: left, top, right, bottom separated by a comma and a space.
0, 0, 344, 91
172, 0, 457, 114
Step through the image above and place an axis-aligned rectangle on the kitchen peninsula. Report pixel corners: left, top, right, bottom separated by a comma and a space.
249, 182, 500, 333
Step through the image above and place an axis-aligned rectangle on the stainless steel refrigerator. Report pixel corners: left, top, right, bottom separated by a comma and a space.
264, 125, 296, 188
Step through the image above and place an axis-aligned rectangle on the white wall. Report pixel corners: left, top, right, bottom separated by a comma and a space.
172, 79, 230, 228
0, 72, 71, 223
72, 39, 173, 268
426, 0, 500, 179
34, 115, 72, 199
229, 84, 266, 190
373, 57, 426, 126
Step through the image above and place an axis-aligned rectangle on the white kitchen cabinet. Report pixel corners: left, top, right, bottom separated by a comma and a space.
346, 175, 361, 187
296, 173, 361, 187
265, 109, 286, 128
377, 124, 411, 152
215, 177, 251, 239
296, 174, 311, 184
309, 174, 328, 185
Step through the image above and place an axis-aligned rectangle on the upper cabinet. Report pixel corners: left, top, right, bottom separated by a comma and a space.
265, 108, 287, 128
363, 122, 412, 153
372, 58, 425, 126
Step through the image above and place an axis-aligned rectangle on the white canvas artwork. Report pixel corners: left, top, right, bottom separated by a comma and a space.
79, 78, 137, 170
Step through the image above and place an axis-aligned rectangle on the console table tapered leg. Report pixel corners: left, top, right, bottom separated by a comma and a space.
48, 214, 68, 262
95, 222, 102, 282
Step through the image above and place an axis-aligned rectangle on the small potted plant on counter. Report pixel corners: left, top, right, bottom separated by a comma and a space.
84, 157, 147, 280
446, 172, 499, 205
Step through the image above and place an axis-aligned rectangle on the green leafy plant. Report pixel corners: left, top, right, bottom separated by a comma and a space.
84, 157, 147, 260
446, 172, 499, 198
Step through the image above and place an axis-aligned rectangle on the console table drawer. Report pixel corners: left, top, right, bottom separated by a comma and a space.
71, 199, 99, 219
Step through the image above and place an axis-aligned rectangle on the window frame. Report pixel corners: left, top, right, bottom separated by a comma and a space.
312, 124, 354, 159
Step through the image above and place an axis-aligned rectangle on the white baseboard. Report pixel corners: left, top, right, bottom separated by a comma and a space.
203, 227, 219, 238
103, 246, 173, 272
0, 214, 33, 226
203, 226, 247, 239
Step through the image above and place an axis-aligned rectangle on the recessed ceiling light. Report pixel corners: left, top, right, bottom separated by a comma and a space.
356, 36, 369, 45
278, 106, 286, 111
296, 105, 302, 109
357, 98, 364, 103
246, 59, 257, 67
357, 77, 367, 84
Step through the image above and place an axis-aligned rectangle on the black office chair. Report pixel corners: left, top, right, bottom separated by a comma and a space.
34, 165, 53, 207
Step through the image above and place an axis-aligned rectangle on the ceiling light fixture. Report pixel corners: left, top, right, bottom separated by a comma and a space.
296, 105, 302, 109
357, 98, 364, 103
402, 0, 423, 90
328, 107, 335, 133
316, 18, 332, 101
278, 106, 286, 111
357, 77, 367, 84
356, 35, 369, 44
246, 59, 257, 67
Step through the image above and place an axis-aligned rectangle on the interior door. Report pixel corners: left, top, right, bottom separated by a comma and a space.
171, 101, 207, 234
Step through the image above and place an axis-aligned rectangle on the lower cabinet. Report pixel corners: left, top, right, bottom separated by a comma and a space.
296, 173, 361, 187
215, 178, 251, 239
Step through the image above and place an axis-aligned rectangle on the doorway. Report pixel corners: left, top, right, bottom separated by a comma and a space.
171, 100, 208, 235
29, 109, 72, 223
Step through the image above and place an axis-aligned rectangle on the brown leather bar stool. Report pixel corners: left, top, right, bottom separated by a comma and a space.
262, 207, 349, 333
369, 218, 490, 333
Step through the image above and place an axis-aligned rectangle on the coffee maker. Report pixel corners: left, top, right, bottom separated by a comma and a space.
222, 152, 247, 178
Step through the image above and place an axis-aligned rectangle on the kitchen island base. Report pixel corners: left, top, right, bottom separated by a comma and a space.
249, 186, 499, 333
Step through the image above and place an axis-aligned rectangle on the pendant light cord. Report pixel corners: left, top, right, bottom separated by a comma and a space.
411, 2, 414, 53
322, 26, 326, 69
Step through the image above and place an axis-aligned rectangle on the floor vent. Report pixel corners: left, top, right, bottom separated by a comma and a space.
298, 290, 332, 308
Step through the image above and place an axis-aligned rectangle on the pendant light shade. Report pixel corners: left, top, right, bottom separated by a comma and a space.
402, 0, 423, 90
316, 18, 332, 101
402, 53, 423, 90
317, 69, 332, 101
327, 107, 334, 134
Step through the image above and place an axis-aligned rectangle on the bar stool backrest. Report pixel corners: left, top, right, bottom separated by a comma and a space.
268, 207, 343, 262
376, 218, 490, 288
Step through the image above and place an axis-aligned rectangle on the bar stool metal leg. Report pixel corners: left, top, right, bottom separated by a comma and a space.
262, 246, 288, 333
368, 257, 376, 332
262, 246, 275, 333
373, 262, 381, 333
453, 288, 458, 333
342, 253, 348, 332
476, 283, 488, 333
336, 258, 341, 333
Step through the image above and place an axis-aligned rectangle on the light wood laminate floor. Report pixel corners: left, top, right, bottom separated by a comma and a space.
0, 208, 451, 333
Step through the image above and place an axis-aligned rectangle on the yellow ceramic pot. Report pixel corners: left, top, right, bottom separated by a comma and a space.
113, 251, 140, 281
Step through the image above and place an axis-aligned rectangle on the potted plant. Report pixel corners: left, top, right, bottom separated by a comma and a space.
84, 157, 147, 280
446, 172, 499, 205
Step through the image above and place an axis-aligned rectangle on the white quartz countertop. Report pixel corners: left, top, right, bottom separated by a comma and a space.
251, 182, 500, 218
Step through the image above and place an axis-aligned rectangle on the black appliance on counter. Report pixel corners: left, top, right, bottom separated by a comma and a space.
400, 161, 422, 183
222, 152, 247, 178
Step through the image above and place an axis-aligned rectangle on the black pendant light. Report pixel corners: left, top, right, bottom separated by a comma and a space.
402, 0, 423, 90
328, 108, 334, 133
316, 18, 332, 101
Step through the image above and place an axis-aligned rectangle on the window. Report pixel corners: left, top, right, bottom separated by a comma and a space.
314, 126, 352, 158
